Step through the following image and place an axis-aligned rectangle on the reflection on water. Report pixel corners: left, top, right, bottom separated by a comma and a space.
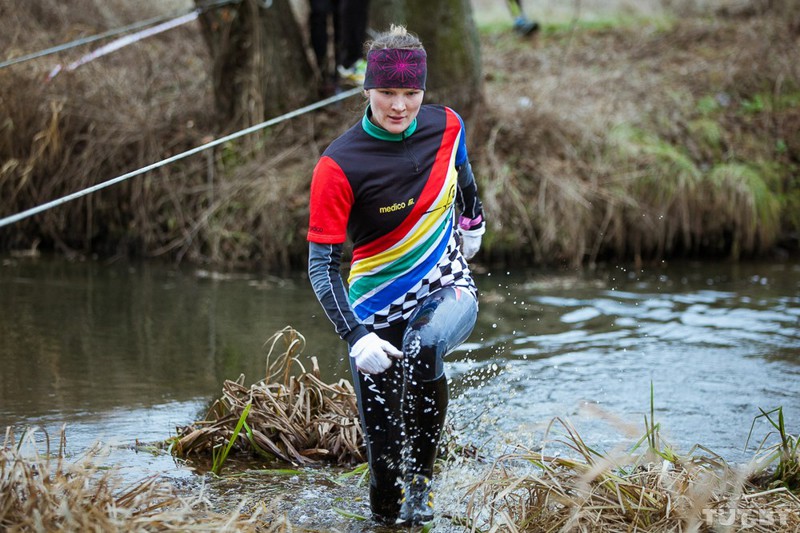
456, 262, 800, 461
0, 257, 344, 456
1, 256, 799, 511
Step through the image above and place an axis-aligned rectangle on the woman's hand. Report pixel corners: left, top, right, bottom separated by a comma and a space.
459, 227, 483, 260
458, 215, 485, 260
350, 332, 403, 374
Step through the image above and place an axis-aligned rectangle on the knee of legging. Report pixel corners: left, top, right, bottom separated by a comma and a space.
402, 331, 445, 381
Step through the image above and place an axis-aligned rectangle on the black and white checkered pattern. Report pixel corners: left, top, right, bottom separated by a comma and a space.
365, 237, 477, 329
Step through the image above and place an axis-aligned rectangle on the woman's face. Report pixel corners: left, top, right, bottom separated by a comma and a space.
367, 88, 425, 135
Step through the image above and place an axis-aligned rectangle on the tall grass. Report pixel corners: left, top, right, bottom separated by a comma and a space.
747, 407, 800, 491
608, 126, 705, 260
706, 163, 782, 258
0, 427, 277, 531
464, 404, 800, 532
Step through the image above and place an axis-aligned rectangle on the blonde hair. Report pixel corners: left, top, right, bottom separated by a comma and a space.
365, 24, 424, 52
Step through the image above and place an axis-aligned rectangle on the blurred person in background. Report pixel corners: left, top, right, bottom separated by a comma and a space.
507, 0, 539, 35
308, 0, 369, 92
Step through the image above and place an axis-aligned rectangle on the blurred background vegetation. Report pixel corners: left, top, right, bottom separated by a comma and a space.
0, 0, 798, 272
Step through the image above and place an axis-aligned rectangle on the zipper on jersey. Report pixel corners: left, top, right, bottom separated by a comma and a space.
401, 133, 420, 173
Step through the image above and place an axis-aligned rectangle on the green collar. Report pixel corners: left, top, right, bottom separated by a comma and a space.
361, 106, 417, 141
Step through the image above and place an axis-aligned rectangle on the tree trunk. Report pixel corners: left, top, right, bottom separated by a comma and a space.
404, 0, 483, 115
369, 0, 406, 36
196, 0, 316, 128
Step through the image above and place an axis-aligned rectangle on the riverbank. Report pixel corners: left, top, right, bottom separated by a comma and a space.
1, 1, 798, 271
4, 393, 799, 531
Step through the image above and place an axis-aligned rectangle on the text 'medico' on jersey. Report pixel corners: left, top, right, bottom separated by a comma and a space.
308, 105, 474, 325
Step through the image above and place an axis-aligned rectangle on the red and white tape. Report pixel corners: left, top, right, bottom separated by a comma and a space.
47, 10, 200, 81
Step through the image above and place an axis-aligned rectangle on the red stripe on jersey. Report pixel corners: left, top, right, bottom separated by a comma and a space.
307, 156, 354, 244
351, 108, 461, 262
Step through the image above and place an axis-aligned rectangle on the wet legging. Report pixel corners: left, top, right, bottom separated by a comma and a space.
348, 286, 478, 519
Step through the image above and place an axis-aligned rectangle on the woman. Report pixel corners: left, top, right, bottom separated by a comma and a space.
307, 25, 485, 525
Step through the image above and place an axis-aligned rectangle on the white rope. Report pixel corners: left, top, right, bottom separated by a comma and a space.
0, 87, 362, 228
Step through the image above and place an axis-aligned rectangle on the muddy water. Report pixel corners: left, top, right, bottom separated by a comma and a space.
1, 256, 798, 528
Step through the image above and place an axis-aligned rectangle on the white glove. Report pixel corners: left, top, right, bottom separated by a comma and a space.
458, 215, 485, 261
350, 332, 403, 374
459, 227, 484, 260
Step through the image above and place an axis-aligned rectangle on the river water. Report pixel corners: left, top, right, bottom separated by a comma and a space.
1, 255, 798, 528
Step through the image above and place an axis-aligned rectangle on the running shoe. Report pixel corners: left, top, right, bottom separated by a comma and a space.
337, 58, 367, 85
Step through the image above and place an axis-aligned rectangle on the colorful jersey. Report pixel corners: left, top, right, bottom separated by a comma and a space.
308, 105, 476, 328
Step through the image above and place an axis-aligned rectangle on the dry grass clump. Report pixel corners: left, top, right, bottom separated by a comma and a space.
0, 427, 283, 532
465, 415, 800, 532
472, 104, 599, 267
170, 327, 365, 470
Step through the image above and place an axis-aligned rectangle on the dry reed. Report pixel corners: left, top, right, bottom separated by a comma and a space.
0, 426, 289, 532
465, 416, 800, 532
170, 327, 365, 469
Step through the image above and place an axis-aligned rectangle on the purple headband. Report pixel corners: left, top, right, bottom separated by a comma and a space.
363, 48, 427, 90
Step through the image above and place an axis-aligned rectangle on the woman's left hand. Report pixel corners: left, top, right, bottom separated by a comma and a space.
459, 227, 483, 260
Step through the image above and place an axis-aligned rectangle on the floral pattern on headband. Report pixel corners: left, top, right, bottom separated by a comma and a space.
363, 48, 427, 90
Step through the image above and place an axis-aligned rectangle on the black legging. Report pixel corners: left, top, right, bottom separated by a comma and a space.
348, 286, 478, 520
308, 0, 369, 73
